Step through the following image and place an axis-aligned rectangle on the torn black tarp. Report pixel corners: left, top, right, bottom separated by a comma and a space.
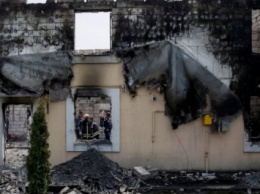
117, 40, 242, 129
0, 51, 72, 101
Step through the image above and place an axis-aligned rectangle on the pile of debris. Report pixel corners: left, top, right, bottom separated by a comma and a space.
1, 148, 260, 194
0, 166, 27, 194
51, 148, 139, 193
239, 171, 260, 189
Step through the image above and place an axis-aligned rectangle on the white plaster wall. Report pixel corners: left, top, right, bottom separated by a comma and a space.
47, 63, 260, 171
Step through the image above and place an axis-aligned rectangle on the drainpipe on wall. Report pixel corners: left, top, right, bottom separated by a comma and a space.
205, 123, 210, 173
205, 152, 209, 173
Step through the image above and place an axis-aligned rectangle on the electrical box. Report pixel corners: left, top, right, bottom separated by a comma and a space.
218, 120, 230, 132
203, 114, 212, 126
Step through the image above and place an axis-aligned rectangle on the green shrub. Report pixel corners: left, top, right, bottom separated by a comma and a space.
26, 98, 51, 194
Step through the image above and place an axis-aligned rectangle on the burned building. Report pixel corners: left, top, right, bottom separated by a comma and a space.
0, 0, 259, 171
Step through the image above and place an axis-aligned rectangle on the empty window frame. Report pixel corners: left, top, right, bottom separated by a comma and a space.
244, 96, 260, 152
74, 95, 112, 142
74, 12, 111, 52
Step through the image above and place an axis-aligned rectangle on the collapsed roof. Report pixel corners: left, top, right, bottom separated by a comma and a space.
118, 41, 242, 129
0, 51, 72, 101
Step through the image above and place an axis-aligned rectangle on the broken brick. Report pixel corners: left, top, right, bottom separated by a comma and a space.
133, 166, 151, 181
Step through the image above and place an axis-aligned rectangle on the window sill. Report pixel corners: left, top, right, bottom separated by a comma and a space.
73, 140, 117, 152
72, 54, 121, 64
75, 139, 112, 145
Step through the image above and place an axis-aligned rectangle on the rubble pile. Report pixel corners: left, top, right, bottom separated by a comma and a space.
145, 171, 241, 188
1, 148, 260, 194
51, 148, 139, 193
0, 166, 26, 194
239, 171, 260, 189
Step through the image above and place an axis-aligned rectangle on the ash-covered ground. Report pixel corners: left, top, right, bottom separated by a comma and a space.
50, 148, 260, 194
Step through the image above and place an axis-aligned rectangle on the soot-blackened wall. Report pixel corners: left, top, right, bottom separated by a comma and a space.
0, 0, 257, 118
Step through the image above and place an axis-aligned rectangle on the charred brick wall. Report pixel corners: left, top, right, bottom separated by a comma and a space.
0, 2, 74, 56
252, 10, 260, 53
0, 0, 257, 110
7, 104, 31, 140
113, 0, 251, 58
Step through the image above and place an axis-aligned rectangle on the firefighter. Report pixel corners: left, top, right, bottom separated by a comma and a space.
81, 114, 92, 139
89, 115, 100, 139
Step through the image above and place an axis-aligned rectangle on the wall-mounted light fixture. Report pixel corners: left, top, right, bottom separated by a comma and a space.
151, 96, 157, 101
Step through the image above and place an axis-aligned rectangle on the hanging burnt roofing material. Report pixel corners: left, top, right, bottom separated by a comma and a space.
0, 51, 72, 101
117, 40, 242, 129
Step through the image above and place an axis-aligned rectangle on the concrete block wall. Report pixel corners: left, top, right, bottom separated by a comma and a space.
0, 1, 254, 107
0, 1, 251, 66
7, 105, 30, 139
0, 2, 75, 56
252, 10, 260, 53
75, 97, 111, 124
0, 1, 257, 144
250, 96, 260, 115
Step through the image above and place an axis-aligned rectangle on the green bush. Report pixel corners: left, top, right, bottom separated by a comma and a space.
26, 98, 51, 194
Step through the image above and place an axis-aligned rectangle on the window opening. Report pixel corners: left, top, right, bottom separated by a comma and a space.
244, 96, 260, 152
74, 12, 111, 52
3, 104, 32, 168
248, 96, 260, 142
66, 88, 120, 152
75, 95, 112, 144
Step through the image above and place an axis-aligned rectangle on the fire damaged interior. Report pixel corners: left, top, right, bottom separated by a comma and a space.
0, 0, 259, 148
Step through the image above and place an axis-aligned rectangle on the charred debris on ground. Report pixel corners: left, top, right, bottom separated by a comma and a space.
49, 148, 260, 194
1, 148, 260, 193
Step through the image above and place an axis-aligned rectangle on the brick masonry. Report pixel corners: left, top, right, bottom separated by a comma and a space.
76, 97, 111, 124
0, 0, 252, 67
250, 96, 260, 114
6, 104, 31, 140
0, 0, 258, 129
252, 10, 260, 53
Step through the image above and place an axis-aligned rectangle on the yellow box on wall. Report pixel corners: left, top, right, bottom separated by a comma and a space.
203, 114, 212, 125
